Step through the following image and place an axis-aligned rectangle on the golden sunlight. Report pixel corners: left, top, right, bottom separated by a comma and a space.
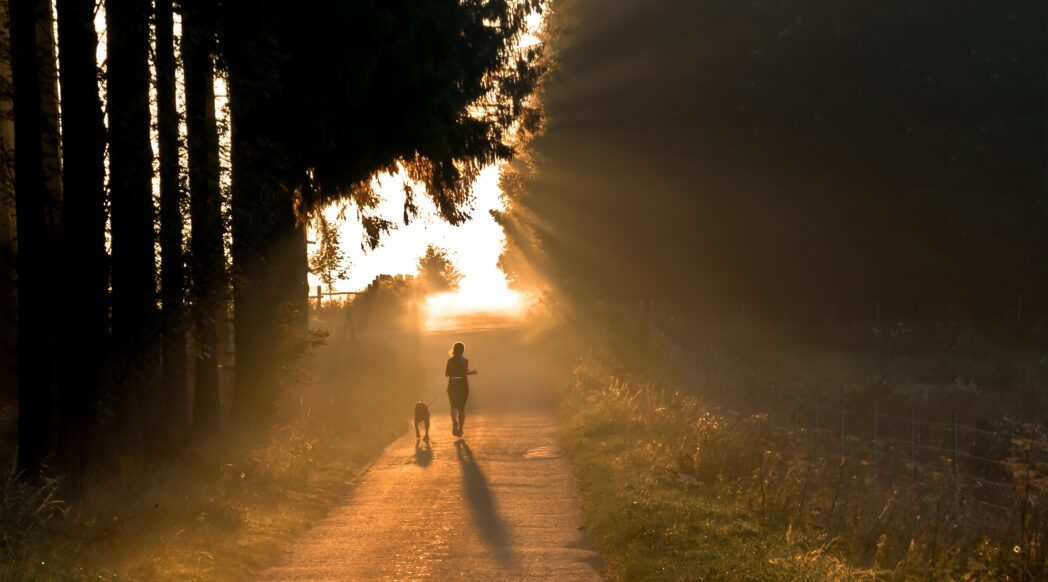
309, 163, 533, 330
422, 279, 533, 332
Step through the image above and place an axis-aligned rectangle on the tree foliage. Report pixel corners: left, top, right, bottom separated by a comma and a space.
219, 0, 546, 424
5, 0, 547, 471
220, 0, 545, 223
309, 214, 349, 292
417, 244, 463, 293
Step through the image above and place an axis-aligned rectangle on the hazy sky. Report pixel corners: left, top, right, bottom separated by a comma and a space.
309, 165, 511, 295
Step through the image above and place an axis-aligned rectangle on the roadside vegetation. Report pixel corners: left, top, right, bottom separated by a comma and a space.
555, 308, 1047, 581
0, 291, 423, 580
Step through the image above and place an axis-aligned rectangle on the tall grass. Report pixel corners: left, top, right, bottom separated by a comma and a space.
0, 464, 72, 580
560, 364, 854, 580
558, 344, 1046, 580
0, 298, 424, 580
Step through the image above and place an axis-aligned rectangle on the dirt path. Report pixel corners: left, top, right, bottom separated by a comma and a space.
257, 326, 603, 580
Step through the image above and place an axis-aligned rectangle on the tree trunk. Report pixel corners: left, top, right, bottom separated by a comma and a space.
0, 1, 18, 411
55, 0, 108, 480
228, 106, 284, 427
155, 0, 187, 438
182, 0, 222, 433
277, 193, 309, 333
221, 2, 288, 428
9, 0, 62, 477
106, 0, 158, 444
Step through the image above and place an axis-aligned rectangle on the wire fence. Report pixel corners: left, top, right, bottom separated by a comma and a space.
650, 324, 1048, 515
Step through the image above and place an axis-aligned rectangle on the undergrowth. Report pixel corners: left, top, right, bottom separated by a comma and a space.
559, 360, 1046, 581
0, 300, 422, 580
0, 464, 69, 580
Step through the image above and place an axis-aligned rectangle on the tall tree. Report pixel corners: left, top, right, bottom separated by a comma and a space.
55, 0, 108, 478
219, 0, 544, 427
106, 0, 158, 441
0, 0, 18, 412
8, 0, 63, 476
417, 245, 462, 292
222, 0, 298, 426
155, 0, 187, 436
181, 0, 222, 433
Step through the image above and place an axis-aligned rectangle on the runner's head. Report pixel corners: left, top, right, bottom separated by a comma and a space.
450, 342, 465, 356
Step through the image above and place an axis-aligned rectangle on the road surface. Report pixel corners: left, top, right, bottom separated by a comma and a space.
257, 326, 604, 581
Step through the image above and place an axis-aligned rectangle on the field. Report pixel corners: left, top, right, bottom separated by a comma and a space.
554, 308, 1047, 580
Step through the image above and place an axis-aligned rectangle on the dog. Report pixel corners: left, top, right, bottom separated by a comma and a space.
414, 400, 431, 440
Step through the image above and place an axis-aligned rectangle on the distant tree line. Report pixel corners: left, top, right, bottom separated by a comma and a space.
1, 0, 543, 483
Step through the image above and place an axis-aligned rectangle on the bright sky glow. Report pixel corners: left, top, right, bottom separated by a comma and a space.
309, 164, 506, 293
307, 5, 548, 328
309, 164, 534, 329
78, 2, 546, 330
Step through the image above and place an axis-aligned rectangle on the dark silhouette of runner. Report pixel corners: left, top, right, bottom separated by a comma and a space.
445, 342, 477, 437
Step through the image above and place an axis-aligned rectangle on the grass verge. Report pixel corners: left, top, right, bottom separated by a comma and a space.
2, 315, 421, 580
558, 358, 1044, 580
558, 363, 854, 581
1, 416, 404, 581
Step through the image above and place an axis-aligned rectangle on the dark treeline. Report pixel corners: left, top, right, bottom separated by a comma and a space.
505, 0, 1047, 329
1, 0, 543, 483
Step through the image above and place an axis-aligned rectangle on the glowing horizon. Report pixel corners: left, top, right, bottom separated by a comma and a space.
305, 5, 548, 323
308, 164, 516, 294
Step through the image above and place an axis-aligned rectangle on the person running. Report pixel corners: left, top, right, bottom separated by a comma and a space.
445, 342, 476, 437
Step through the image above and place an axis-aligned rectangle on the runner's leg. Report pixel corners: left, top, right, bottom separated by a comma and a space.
459, 389, 468, 433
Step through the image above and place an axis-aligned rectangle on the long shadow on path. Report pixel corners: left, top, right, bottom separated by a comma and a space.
414, 439, 433, 467
455, 440, 515, 566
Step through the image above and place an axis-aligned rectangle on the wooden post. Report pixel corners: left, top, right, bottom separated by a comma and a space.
774, 384, 780, 428
873, 400, 878, 495
316, 284, 322, 309
814, 388, 820, 456
839, 387, 845, 461
909, 398, 916, 483
737, 371, 746, 413
952, 409, 959, 509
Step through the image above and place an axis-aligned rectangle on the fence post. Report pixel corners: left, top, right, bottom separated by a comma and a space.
736, 368, 743, 413
737, 371, 746, 413
839, 386, 845, 461
814, 388, 820, 457
952, 409, 959, 509
910, 398, 916, 483
873, 400, 878, 496
316, 285, 322, 309
774, 384, 780, 428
